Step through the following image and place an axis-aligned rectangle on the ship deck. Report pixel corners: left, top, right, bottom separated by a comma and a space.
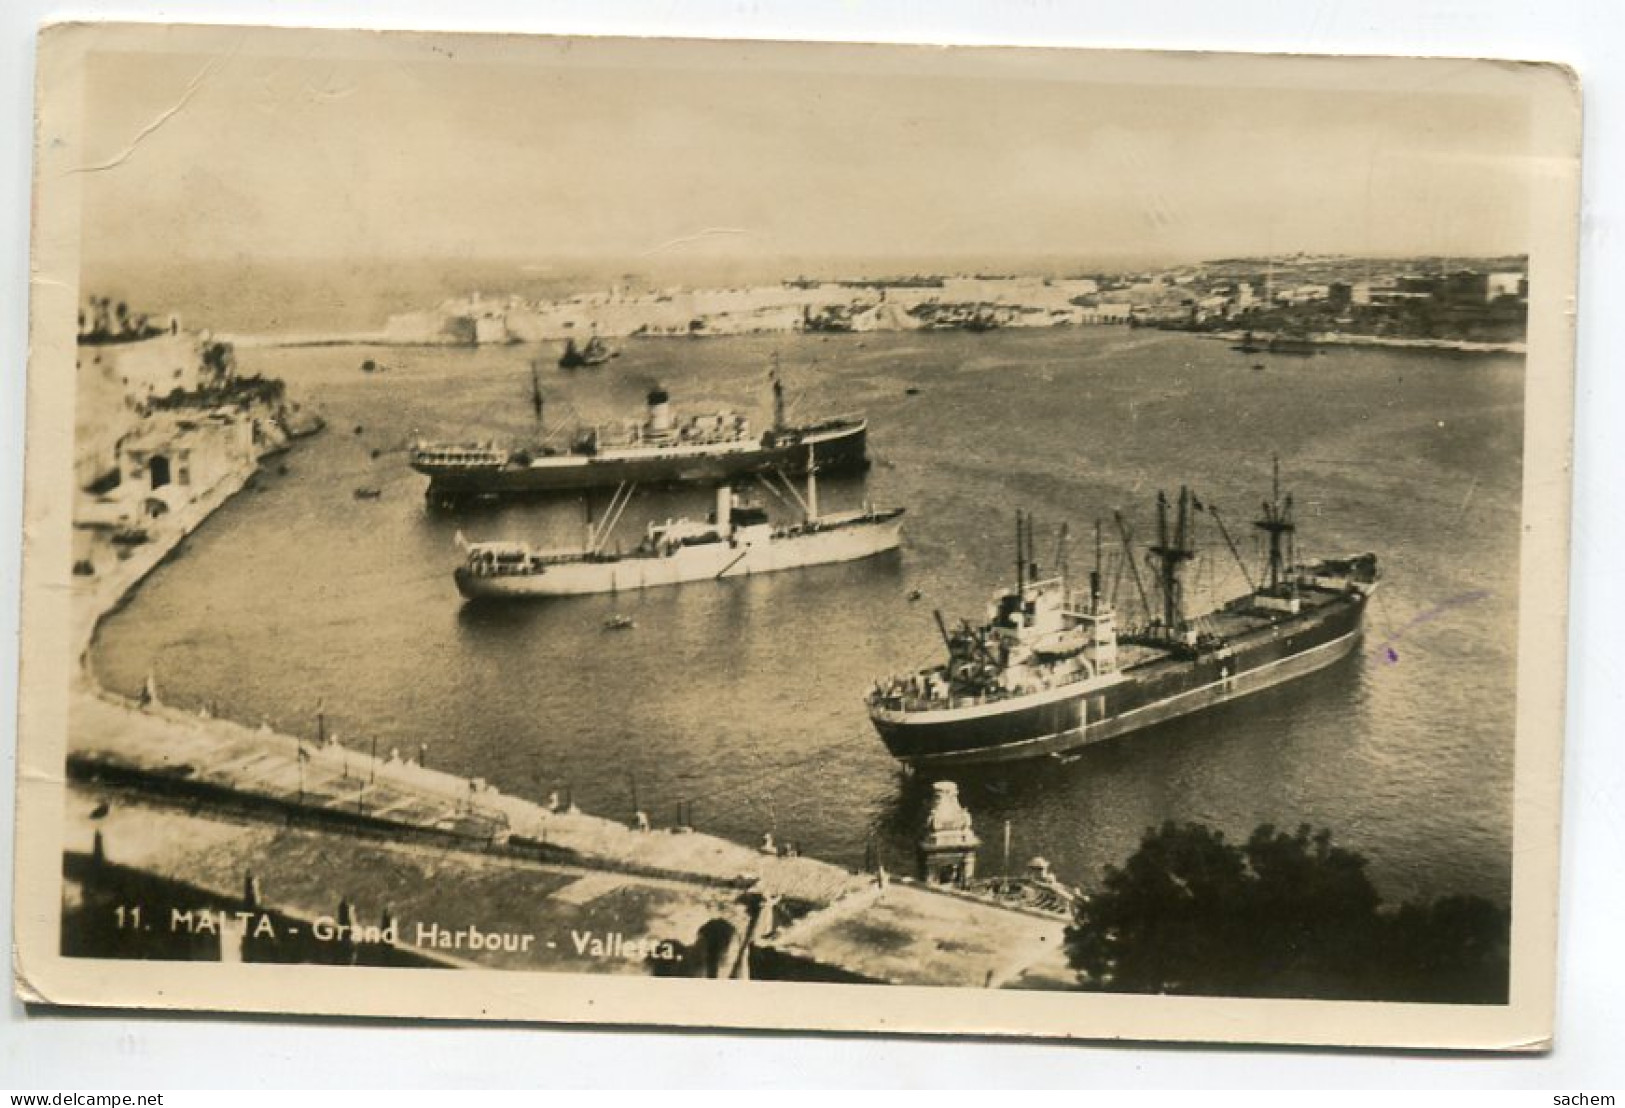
1117, 583, 1353, 670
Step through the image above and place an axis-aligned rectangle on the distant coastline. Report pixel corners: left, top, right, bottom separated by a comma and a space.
220, 324, 1527, 358
1204, 329, 1526, 356
214, 255, 1530, 354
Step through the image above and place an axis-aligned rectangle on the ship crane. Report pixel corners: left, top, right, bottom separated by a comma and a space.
1113, 510, 1154, 628
586, 481, 637, 554
762, 439, 821, 522
1205, 502, 1259, 595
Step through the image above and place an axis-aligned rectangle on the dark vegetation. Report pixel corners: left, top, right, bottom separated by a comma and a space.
1220, 297, 1529, 344
1065, 821, 1509, 1003
78, 296, 167, 344
149, 372, 287, 413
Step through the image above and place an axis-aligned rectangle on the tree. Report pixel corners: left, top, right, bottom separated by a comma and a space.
1067, 822, 1254, 995
1066, 820, 1508, 1003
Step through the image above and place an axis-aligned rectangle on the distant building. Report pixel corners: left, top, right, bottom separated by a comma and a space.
1123, 279, 1168, 305
1441, 270, 1491, 306
73, 301, 240, 492
1282, 283, 1330, 304
1487, 271, 1527, 302
117, 413, 257, 517
75, 316, 214, 489
1370, 279, 1431, 306
1077, 302, 1132, 324
473, 316, 511, 344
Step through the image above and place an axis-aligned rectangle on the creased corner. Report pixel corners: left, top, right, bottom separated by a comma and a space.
12, 942, 56, 1007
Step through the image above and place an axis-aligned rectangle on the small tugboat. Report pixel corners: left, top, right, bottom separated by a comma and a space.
453, 450, 903, 601
866, 462, 1379, 767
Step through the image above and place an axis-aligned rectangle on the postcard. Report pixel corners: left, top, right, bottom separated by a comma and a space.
12, 23, 1580, 1048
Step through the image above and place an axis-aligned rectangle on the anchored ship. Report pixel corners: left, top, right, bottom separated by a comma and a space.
411, 371, 867, 503
867, 465, 1379, 767
558, 334, 614, 369
453, 457, 904, 600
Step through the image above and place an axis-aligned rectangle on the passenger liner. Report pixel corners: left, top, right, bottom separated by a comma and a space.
412, 374, 866, 503
866, 466, 1379, 766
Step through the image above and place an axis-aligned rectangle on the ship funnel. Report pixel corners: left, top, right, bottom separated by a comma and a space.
716, 484, 733, 536
647, 387, 672, 433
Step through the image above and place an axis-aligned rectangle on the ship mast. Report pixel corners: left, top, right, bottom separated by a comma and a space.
805, 439, 819, 521
1055, 521, 1070, 594
1091, 519, 1103, 614
770, 355, 787, 433
1253, 455, 1296, 593
1026, 513, 1039, 584
530, 359, 545, 427
1146, 487, 1197, 633
1014, 511, 1026, 594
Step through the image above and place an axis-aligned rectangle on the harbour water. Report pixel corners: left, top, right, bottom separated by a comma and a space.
92, 325, 1524, 906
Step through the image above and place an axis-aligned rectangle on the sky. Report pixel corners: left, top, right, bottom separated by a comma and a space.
72, 32, 1546, 269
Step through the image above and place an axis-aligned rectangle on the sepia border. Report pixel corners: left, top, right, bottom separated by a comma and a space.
10, 22, 1582, 1050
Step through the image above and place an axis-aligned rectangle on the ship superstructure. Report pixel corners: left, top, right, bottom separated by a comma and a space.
867, 465, 1379, 766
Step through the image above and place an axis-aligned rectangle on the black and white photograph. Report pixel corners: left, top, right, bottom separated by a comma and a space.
11, 22, 1580, 1049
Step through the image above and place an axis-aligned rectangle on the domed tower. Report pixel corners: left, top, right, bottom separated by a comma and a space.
917, 781, 981, 887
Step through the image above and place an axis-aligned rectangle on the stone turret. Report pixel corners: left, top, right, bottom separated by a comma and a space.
917, 780, 980, 887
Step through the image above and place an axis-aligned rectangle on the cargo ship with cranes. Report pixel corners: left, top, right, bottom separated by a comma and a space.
452, 447, 903, 600
866, 463, 1380, 767
410, 367, 867, 503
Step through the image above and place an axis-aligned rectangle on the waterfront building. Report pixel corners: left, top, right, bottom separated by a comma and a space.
73, 305, 228, 490
118, 413, 257, 516
1077, 302, 1133, 324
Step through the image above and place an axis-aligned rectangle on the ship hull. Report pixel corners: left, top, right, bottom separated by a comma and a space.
870, 590, 1368, 767
456, 513, 903, 599
418, 422, 867, 499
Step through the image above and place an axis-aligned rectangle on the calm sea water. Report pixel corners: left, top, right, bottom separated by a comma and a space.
94, 326, 1525, 905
